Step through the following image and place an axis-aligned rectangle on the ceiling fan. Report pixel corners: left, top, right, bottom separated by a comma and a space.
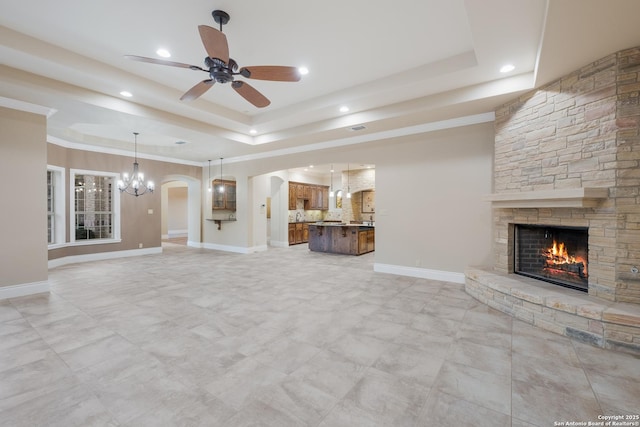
125, 10, 301, 108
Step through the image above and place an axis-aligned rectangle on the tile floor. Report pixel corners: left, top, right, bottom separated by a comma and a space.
1, 243, 639, 426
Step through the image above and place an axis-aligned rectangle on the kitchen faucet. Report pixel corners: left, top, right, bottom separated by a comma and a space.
296, 212, 302, 222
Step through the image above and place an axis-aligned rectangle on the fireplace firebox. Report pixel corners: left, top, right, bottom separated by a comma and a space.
514, 224, 588, 292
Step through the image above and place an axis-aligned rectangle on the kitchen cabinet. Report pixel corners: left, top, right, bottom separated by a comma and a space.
303, 223, 309, 242
288, 222, 310, 245
321, 187, 329, 210
288, 223, 296, 244
289, 181, 331, 211
212, 180, 236, 211
366, 229, 375, 252
295, 223, 304, 244
288, 184, 297, 209
308, 224, 375, 255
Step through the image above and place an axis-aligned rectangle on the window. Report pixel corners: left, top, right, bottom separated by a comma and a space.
47, 165, 65, 247
70, 169, 120, 243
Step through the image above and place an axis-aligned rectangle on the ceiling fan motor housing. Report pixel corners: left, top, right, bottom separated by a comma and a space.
205, 57, 234, 83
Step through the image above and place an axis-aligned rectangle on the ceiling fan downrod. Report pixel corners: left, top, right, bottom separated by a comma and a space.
212, 10, 230, 32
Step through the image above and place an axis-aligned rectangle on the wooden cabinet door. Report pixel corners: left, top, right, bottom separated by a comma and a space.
303, 223, 309, 242
310, 186, 318, 209
367, 229, 375, 252
321, 187, 329, 210
303, 184, 311, 200
289, 184, 297, 209
358, 231, 368, 254
288, 224, 295, 245
295, 183, 304, 199
225, 182, 236, 211
295, 223, 304, 243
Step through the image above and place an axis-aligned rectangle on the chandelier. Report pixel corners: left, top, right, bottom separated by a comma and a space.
117, 132, 154, 197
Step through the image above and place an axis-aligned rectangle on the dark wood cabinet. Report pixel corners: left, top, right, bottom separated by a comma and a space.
288, 223, 296, 244
288, 184, 297, 209
289, 181, 330, 211
321, 187, 328, 210
288, 222, 310, 245
295, 223, 304, 244
212, 180, 236, 211
309, 225, 374, 255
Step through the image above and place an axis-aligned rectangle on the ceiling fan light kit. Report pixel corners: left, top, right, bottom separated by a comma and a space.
125, 9, 301, 108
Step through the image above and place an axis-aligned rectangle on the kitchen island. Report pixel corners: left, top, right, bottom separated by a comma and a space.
308, 223, 374, 255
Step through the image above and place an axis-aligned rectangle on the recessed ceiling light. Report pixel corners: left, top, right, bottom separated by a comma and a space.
339, 106, 349, 113
500, 64, 515, 73
120, 91, 133, 97
298, 66, 309, 76
249, 129, 257, 135
156, 48, 171, 58
309, 165, 314, 168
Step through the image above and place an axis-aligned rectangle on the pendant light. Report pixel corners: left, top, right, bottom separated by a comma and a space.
346, 164, 351, 199
117, 132, 154, 197
207, 160, 212, 192
329, 164, 335, 198
219, 157, 225, 192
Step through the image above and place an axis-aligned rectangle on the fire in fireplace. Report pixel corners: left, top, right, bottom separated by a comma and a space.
514, 224, 588, 292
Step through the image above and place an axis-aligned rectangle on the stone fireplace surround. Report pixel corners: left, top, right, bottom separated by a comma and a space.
465, 47, 640, 354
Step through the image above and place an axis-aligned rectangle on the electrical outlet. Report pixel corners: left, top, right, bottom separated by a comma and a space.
138, 243, 143, 249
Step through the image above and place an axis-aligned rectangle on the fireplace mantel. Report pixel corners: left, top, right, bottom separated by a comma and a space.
484, 187, 609, 208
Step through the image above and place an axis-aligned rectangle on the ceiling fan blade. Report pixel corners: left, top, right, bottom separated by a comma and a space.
124, 55, 203, 70
180, 79, 215, 101
238, 66, 301, 82
198, 25, 229, 63
232, 81, 270, 108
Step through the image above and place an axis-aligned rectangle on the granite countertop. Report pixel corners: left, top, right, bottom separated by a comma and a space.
309, 222, 375, 227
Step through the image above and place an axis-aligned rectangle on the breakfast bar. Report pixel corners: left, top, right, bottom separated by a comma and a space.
308, 223, 374, 255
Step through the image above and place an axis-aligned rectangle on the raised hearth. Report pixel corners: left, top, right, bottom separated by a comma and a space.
466, 267, 640, 355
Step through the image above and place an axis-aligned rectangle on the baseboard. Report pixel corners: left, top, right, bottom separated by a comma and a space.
48, 247, 162, 269
201, 242, 252, 254
374, 263, 465, 284
0, 280, 50, 300
270, 240, 289, 248
167, 229, 188, 237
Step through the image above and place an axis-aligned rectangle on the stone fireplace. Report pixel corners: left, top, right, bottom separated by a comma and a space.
465, 46, 640, 354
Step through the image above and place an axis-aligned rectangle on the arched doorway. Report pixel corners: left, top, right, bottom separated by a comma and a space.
161, 174, 201, 247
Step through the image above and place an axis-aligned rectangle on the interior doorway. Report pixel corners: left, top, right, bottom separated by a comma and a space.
161, 175, 201, 247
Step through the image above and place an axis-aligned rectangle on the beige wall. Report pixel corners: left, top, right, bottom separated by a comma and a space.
0, 107, 48, 288
167, 186, 188, 234
47, 143, 201, 260
212, 122, 495, 276
373, 124, 495, 274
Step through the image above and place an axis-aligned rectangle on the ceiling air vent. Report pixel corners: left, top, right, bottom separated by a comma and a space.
349, 125, 366, 132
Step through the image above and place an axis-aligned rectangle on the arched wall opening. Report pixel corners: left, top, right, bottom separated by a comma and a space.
161, 174, 201, 247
